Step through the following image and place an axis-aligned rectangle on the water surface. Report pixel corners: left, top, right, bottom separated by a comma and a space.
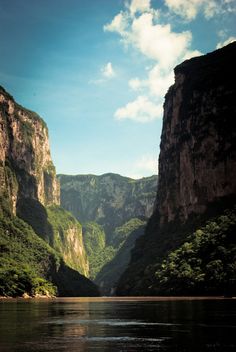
0, 297, 236, 351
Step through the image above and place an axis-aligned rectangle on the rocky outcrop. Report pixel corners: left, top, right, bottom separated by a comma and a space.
116, 43, 236, 295
0, 86, 59, 213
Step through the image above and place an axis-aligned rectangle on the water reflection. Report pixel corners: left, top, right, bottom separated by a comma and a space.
0, 297, 236, 351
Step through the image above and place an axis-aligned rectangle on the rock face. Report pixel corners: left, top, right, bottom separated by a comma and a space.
59, 173, 157, 242
0, 86, 96, 296
0, 86, 60, 213
158, 42, 236, 226
47, 205, 89, 276
116, 43, 236, 295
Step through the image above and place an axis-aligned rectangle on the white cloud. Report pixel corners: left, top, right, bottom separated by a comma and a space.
101, 62, 116, 78
147, 65, 174, 97
115, 95, 163, 123
104, 1, 202, 123
216, 36, 236, 49
129, 13, 193, 70
104, 12, 128, 34
127, 0, 151, 16
135, 154, 158, 174
164, 0, 236, 20
129, 77, 143, 91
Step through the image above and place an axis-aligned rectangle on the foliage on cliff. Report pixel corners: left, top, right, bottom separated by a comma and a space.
0, 204, 58, 297
95, 220, 146, 295
47, 206, 88, 276
83, 222, 115, 279
83, 218, 145, 283
123, 208, 236, 296
0, 202, 99, 297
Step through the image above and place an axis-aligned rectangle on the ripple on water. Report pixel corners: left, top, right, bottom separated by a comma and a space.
43, 318, 179, 327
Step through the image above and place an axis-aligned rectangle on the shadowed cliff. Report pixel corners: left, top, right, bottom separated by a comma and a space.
117, 42, 236, 296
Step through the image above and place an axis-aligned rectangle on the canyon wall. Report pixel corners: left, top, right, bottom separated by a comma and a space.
0, 86, 96, 295
117, 43, 236, 295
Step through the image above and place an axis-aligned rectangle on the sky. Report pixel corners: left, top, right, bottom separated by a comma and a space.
0, 0, 235, 178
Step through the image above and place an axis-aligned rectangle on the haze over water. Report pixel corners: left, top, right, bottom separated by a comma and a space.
0, 297, 236, 352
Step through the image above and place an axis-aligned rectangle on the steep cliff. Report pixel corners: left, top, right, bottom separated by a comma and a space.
47, 206, 89, 276
0, 86, 97, 296
158, 42, 236, 226
59, 173, 157, 241
117, 43, 236, 295
0, 86, 59, 212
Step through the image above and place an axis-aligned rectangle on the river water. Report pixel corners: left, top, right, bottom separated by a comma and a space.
0, 297, 236, 351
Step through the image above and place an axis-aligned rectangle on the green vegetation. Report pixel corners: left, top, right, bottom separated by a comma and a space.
16, 199, 88, 276
96, 221, 146, 295
147, 208, 236, 295
0, 204, 98, 297
83, 218, 146, 284
0, 210, 59, 297
110, 218, 146, 248
47, 205, 88, 276
83, 222, 115, 279
0, 268, 56, 297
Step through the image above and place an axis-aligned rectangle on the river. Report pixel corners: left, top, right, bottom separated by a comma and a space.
0, 297, 236, 351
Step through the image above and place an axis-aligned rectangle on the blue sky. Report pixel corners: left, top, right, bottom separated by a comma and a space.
0, 0, 235, 178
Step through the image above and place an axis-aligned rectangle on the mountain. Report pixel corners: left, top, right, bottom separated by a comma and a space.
59, 173, 157, 241
59, 173, 157, 293
0, 86, 98, 297
116, 43, 236, 296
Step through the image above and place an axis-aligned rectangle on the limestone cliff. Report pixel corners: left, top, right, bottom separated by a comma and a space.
0, 86, 95, 295
158, 42, 236, 226
0, 86, 59, 212
59, 173, 157, 242
117, 43, 236, 295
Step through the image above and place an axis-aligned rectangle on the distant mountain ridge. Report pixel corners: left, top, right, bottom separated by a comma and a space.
59, 173, 157, 240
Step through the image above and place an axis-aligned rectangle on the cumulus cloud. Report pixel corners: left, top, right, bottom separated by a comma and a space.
104, 12, 128, 34
104, 0, 204, 123
164, 0, 236, 20
127, 0, 151, 16
216, 36, 236, 49
130, 13, 193, 69
115, 95, 163, 123
101, 62, 116, 78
